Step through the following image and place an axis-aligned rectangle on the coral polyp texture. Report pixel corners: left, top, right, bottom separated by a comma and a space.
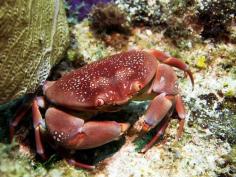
65, 0, 112, 23
0, 0, 69, 104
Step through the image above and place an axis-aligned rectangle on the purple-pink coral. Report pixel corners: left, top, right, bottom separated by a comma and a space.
66, 0, 112, 21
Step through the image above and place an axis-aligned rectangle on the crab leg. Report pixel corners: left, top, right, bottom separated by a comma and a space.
66, 159, 95, 169
10, 103, 32, 142
9, 97, 46, 158
175, 95, 186, 140
147, 49, 194, 88
141, 94, 186, 152
9, 95, 35, 142
176, 118, 185, 140
141, 116, 171, 153
141, 62, 187, 151
148, 63, 179, 95
141, 93, 173, 152
32, 99, 46, 159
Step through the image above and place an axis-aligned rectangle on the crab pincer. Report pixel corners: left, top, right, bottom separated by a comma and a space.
45, 107, 130, 150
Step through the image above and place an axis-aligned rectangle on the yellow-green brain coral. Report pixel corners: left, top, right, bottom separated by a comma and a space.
0, 0, 69, 104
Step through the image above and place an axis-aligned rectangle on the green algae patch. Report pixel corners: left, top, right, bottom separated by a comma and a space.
228, 145, 236, 166
0, 0, 69, 104
67, 49, 78, 61
73, 20, 116, 64
0, 142, 46, 177
225, 89, 235, 97
45, 161, 90, 177
0, 142, 90, 177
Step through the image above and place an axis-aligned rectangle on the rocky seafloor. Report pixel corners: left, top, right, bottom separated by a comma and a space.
0, 0, 236, 177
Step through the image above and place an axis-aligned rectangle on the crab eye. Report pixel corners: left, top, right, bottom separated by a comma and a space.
95, 98, 105, 106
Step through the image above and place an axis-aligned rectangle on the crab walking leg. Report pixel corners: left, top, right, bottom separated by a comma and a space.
147, 49, 194, 88
66, 159, 95, 170
148, 60, 187, 137
141, 117, 171, 153
163, 58, 194, 88
141, 94, 186, 152
175, 94, 186, 140
141, 61, 187, 151
9, 102, 32, 142
176, 118, 185, 141
147, 63, 179, 95
32, 99, 46, 159
9, 95, 35, 142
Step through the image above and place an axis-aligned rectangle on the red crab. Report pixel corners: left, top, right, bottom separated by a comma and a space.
10, 49, 193, 169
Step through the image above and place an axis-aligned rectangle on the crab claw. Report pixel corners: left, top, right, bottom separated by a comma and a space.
45, 108, 130, 150
140, 92, 187, 152
142, 93, 172, 132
